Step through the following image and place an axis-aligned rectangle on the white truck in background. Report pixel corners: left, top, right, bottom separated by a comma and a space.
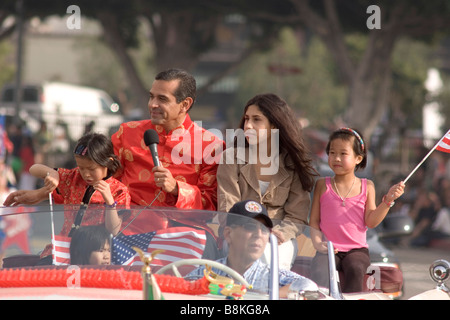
0, 82, 123, 141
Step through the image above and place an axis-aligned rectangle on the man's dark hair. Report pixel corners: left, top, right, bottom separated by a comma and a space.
155, 68, 196, 106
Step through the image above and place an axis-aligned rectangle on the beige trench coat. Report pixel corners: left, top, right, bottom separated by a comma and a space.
217, 147, 311, 241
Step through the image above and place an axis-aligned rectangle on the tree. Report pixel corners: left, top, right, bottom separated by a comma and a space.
233, 27, 348, 128
87, 0, 281, 114
79, 0, 229, 112
0, 8, 15, 41
1, 0, 229, 113
242, 0, 450, 139
0, 41, 15, 88
4, 0, 449, 134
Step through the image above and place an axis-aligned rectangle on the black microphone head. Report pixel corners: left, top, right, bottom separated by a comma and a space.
144, 129, 159, 146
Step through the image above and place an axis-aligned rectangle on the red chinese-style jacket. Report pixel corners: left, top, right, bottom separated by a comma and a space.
111, 115, 224, 234
40, 168, 131, 258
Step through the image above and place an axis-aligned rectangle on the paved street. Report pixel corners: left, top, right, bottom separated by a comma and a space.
391, 246, 450, 300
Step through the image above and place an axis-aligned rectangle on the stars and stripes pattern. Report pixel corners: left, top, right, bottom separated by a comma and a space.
50, 226, 207, 268
112, 226, 207, 267
436, 129, 450, 153
52, 235, 71, 265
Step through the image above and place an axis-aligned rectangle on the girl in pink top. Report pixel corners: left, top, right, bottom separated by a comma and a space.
309, 128, 404, 293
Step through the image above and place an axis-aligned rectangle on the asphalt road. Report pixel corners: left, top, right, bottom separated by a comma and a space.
391, 246, 450, 300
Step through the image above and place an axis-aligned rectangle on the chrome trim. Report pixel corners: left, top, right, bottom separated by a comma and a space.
269, 233, 280, 300
327, 241, 344, 300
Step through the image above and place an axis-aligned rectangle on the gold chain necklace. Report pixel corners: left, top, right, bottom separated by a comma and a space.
333, 176, 356, 207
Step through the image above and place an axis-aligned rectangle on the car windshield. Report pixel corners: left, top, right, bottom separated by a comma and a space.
0, 204, 331, 299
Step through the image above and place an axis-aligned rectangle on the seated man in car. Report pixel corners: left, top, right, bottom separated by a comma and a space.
187, 200, 317, 297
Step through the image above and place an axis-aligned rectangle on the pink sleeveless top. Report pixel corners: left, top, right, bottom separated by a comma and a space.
319, 177, 368, 252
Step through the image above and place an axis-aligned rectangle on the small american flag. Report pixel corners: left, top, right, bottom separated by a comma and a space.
112, 227, 207, 267
437, 129, 450, 153
52, 235, 71, 265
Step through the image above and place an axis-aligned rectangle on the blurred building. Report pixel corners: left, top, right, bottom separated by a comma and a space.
22, 16, 101, 85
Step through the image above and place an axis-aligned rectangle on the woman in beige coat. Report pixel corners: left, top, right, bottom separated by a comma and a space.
217, 93, 318, 269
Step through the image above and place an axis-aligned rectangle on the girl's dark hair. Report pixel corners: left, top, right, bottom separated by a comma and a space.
73, 132, 121, 175
70, 225, 111, 265
326, 128, 367, 171
238, 93, 318, 192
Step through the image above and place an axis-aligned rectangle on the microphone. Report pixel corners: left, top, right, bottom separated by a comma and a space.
144, 129, 160, 167
116, 129, 161, 237
114, 130, 162, 237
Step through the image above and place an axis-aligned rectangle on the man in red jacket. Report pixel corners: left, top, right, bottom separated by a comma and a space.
111, 68, 224, 234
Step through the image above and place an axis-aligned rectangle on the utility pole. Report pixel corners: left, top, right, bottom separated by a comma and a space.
14, 0, 24, 122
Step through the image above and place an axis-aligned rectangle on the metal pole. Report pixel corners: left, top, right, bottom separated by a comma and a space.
327, 241, 344, 300
14, 0, 24, 121
403, 130, 449, 184
269, 233, 279, 300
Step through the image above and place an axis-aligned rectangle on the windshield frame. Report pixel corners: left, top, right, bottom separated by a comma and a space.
0, 204, 335, 300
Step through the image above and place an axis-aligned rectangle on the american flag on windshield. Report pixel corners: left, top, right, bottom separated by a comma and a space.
52, 235, 71, 265
111, 227, 207, 266
437, 129, 450, 153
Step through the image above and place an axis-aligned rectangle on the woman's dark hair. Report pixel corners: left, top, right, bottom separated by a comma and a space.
238, 93, 318, 192
70, 225, 111, 265
73, 132, 121, 175
325, 128, 367, 171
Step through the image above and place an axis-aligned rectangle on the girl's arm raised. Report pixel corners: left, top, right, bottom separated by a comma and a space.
3, 164, 60, 207
29, 164, 59, 193
365, 180, 405, 229
29, 164, 59, 180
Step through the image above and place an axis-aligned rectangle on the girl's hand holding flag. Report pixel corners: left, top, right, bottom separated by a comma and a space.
404, 129, 450, 184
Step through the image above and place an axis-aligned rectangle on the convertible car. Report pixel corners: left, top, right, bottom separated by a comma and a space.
0, 204, 448, 301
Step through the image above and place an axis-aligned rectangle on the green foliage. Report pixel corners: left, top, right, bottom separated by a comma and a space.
234, 26, 438, 132
235, 27, 347, 128
74, 21, 155, 107
0, 40, 15, 89
3, 0, 448, 134
391, 37, 437, 129
73, 37, 126, 95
